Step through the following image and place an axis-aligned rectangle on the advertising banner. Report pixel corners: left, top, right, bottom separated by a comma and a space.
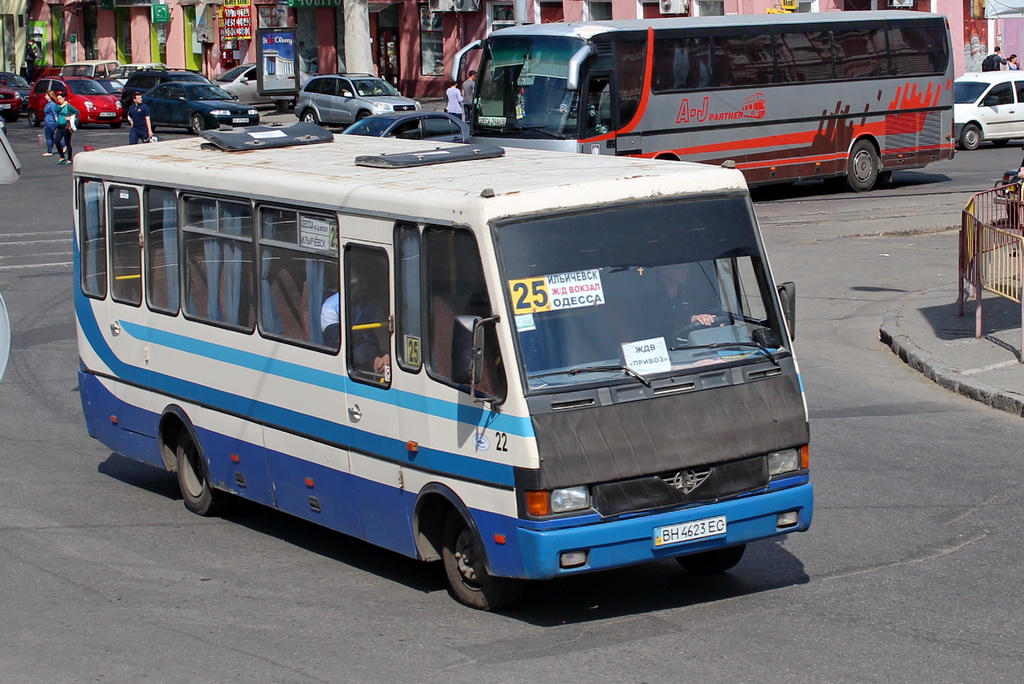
256, 27, 299, 96
221, 0, 254, 42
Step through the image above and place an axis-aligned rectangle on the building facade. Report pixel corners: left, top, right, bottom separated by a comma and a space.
0, 0, 1011, 98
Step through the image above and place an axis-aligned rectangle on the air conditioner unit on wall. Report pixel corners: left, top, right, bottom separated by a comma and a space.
428, 0, 456, 12
889, 0, 914, 7
453, 0, 480, 11
660, 0, 688, 14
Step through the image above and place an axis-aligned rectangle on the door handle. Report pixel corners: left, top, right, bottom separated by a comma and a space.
348, 404, 362, 422
110, 321, 121, 336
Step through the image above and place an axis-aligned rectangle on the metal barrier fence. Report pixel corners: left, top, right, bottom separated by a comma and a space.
959, 182, 1024, 353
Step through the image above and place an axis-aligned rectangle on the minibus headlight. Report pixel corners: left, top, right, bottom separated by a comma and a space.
550, 486, 590, 513
767, 448, 802, 476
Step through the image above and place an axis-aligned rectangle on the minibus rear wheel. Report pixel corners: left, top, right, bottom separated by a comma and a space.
676, 544, 746, 575
441, 511, 521, 611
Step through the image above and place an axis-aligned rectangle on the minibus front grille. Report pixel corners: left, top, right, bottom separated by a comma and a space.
591, 455, 769, 518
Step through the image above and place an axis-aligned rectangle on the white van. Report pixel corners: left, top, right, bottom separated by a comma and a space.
955, 71, 1024, 150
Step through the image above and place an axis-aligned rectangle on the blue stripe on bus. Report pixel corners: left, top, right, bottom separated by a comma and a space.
73, 287, 531, 436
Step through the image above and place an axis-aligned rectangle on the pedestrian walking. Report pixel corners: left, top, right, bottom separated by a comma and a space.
126, 91, 153, 144
41, 90, 59, 157
445, 81, 463, 117
24, 39, 39, 82
461, 70, 476, 121
52, 91, 79, 165
983, 46, 1008, 71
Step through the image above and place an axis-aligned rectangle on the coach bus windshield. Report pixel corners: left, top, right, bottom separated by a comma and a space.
474, 34, 584, 139
495, 197, 789, 392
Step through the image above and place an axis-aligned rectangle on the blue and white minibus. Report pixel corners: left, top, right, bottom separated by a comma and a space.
73, 125, 812, 610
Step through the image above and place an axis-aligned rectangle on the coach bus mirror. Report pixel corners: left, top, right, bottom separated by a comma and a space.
777, 282, 796, 340
452, 315, 484, 386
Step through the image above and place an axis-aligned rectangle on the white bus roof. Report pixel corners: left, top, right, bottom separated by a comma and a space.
491, 11, 944, 40
73, 135, 747, 224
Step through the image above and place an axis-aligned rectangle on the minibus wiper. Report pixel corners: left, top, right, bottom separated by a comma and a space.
513, 125, 568, 140
529, 364, 652, 387
669, 341, 780, 366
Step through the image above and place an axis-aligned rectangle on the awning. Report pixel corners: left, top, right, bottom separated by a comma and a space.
986, 0, 1024, 17
0, 0, 29, 15
63, 0, 97, 10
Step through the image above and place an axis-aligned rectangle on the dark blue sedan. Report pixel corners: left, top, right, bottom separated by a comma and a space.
143, 82, 260, 135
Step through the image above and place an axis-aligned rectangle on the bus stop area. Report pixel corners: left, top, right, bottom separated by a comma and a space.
880, 184, 1024, 419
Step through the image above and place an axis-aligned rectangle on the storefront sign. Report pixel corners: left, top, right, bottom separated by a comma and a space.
286, 0, 342, 7
151, 3, 171, 23
221, 0, 253, 41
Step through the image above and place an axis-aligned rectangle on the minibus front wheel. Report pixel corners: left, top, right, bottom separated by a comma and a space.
441, 511, 521, 611
175, 429, 225, 517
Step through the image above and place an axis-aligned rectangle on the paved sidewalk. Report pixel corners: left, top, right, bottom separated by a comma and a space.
880, 284, 1024, 417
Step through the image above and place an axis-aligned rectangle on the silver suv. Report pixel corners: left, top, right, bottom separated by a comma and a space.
295, 74, 419, 126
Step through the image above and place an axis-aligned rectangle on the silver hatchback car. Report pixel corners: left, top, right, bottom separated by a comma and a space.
295, 74, 419, 126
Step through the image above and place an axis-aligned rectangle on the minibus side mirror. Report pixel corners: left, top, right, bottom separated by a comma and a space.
451, 315, 483, 386
985, 95, 1001, 107
777, 281, 796, 340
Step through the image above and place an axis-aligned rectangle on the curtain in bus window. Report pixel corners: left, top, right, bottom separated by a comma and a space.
145, 189, 179, 314
183, 197, 253, 329
714, 33, 774, 87
614, 40, 645, 124
832, 29, 887, 80
259, 208, 289, 336
652, 36, 712, 92
81, 181, 107, 298
888, 25, 948, 76
774, 31, 833, 83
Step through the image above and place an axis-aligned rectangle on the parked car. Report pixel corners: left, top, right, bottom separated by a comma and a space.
143, 81, 259, 134
121, 69, 210, 107
0, 84, 20, 122
955, 72, 1024, 150
295, 74, 418, 126
0, 72, 30, 109
341, 111, 468, 142
93, 78, 124, 97
110, 63, 167, 85
60, 60, 121, 79
215, 63, 267, 105
27, 76, 124, 128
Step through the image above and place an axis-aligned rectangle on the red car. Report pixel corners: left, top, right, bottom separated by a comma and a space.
0, 84, 20, 123
27, 76, 123, 128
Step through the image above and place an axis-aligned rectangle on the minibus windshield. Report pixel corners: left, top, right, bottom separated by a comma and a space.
495, 196, 787, 391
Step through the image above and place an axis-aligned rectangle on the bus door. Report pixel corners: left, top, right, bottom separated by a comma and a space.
102, 183, 163, 463
342, 240, 409, 552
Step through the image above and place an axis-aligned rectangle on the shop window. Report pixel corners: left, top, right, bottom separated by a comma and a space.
420, 6, 443, 77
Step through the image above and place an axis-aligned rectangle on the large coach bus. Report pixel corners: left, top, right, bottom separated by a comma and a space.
458, 11, 955, 192
73, 126, 812, 610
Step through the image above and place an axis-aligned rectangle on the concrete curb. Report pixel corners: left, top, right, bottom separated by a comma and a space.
879, 287, 1024, 418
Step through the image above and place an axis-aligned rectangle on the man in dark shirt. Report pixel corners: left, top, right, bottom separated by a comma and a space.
126, 91, 153, 145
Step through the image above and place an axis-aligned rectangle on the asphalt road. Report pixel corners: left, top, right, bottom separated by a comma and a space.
2, 122, 1023, 682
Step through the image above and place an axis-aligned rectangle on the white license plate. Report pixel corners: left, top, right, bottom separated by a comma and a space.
99, 112, 114, 118
654, 516, 726, 547
0, 104, 10, 110
232, 117, 248, 123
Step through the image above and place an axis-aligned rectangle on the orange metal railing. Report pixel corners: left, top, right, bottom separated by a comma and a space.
959, 182, 1024, 354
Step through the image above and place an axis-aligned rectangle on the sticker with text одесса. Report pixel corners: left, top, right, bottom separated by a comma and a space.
508, 269, 605, 316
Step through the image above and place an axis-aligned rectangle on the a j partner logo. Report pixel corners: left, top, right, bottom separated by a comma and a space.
676, 93, 767, 124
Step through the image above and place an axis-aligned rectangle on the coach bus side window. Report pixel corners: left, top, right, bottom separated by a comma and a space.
832, 29, 887, 80
108, 186, 142, 306
717, 33, 775, 87
614, 40, 644, 126
652, 36, 712, 92
888, 25, 948, 76
145, 188, 180, 315
395, 223, 422, 372
775, 31, 833, 83
80, 180, 107, 299
424, 227, 506, 402
182, 196, 255, 330
258, 206, 339, 350
344, 245, 392, 387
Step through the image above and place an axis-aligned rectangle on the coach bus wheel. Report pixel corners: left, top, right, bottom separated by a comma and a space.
441, 511, 521, 611
175, 431, 223, 516
846, 140, 878, 192
959, 123, 981, 151
676, 544, 746, 575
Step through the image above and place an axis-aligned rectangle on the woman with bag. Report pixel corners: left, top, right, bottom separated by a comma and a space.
53, 91, 80, 166
41, 91, 61, 158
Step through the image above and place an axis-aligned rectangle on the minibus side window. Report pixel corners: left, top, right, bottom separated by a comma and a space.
80, 180, 107, 299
